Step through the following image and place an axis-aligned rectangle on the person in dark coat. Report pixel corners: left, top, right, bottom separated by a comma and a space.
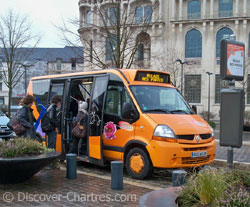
16, 95, 36, 139
69, 101, 88, 154
46, 95, 62, 149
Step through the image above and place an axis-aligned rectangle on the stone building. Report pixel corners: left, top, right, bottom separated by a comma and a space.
0, 46, 83, 106
78, 0, 250, 118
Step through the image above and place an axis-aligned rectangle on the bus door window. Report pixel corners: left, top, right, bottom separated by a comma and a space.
89, 76, 109, 137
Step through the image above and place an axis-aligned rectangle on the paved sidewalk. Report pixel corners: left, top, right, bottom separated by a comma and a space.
0, 169, 152, 207
215, 141, 250, 163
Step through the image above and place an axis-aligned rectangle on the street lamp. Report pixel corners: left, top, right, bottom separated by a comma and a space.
176, 59, 188, 95
206, 71, 213, 121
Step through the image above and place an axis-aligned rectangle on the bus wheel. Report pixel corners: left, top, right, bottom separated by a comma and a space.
126, 147, 153, 180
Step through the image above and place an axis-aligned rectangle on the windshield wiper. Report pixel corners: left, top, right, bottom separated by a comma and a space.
144, 109, 173, 114
170, 110, 190, 114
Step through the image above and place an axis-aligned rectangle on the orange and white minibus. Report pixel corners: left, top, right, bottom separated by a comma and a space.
28, 69, 216, 179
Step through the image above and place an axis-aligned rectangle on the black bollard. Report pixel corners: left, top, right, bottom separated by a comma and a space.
66, 153, 77, 179
172, 170, 187, 187
111, 161, 123, 190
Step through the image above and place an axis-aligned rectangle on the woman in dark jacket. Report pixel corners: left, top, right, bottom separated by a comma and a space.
69, 101, 88, 154
16, 95, 36, 139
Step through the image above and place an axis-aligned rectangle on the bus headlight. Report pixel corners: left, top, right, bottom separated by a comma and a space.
153, 125, 176, 138
209, 125, 214, 137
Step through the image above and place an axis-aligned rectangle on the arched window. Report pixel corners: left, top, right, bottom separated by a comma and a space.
185, 29, 202, 58
216, 27, 233, 57
86, 10, 91, 25
219, 0, 233, 17
188, 0, 201, 19
136, 32, 151, 61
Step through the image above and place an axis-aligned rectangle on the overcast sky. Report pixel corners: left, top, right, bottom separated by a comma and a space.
0, 0, 79, 48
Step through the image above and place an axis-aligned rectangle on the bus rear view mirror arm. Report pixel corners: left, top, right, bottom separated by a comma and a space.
192, 105, 197, 114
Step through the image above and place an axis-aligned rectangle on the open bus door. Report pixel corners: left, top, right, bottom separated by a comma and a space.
47, 79, 70, 156
88, 75, 109, 165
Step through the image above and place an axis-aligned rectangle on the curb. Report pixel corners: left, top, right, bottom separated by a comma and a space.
213, 159, 250, 170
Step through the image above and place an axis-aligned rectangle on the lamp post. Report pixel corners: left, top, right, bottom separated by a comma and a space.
206, 72, 213, 121
176, 59, 188, 95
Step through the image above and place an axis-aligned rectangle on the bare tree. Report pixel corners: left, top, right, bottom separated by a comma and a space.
158, 47, 184, 89
57, 0, 160, 69
0, 10, 40, 116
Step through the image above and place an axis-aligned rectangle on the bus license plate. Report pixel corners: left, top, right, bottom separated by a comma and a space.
191, 151, 207, 158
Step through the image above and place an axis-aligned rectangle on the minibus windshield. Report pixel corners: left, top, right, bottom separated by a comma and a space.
130, 85, 193, 114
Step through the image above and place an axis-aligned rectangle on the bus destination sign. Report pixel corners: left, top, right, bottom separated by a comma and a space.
135, 71, 170, 83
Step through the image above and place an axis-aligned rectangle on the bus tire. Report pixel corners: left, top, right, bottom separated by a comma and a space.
126, 147, 153, 180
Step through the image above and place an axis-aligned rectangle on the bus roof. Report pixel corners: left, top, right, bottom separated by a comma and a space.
30, 69, 172, 85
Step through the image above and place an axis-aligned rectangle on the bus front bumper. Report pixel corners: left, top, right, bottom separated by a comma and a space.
146, 139, 216, 168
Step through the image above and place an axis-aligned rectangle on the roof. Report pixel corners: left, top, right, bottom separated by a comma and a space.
0, 46, 83, 63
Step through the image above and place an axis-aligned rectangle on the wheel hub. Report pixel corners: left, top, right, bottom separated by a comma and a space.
130, 153, 144, 174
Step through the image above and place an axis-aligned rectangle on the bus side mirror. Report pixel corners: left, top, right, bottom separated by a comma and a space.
192, 105, 197, 114
122, 102, 135, 120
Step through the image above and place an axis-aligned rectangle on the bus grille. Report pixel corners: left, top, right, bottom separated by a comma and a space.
177, 134, 212, 141
182, 156, 211, 164
200, 134, 212, 139
184, 147, 208, 151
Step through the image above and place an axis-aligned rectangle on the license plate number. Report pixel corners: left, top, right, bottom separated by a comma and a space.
191, 151, 207, 158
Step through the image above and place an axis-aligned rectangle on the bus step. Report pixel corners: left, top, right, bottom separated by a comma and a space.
77, 155, 89, 162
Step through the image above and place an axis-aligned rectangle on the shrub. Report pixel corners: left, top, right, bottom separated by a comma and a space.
208, 121, 216, 129
178, 168, 228, 207
0, 138, 53, 157
199, 110, 216, 121
178, 168, 250, 207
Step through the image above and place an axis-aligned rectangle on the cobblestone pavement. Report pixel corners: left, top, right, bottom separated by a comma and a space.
0, 169, 153, 207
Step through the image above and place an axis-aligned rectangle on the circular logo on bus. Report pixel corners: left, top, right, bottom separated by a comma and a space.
196, 135, 200, 143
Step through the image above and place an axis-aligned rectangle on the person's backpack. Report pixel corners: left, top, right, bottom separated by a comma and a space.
41, 107, 54, 133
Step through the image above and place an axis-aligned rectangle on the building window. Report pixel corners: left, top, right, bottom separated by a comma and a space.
106, 35, 117, 61
215, 74, 221, 103
56, 58, 62, 70
188, 0, 201, 19
105, 7, 117, 26
71, 59, 76, 70
216, 27, 233, 57
136, 32, 151, 61
138, 44, 144, 60
219, 0, 233, 17
184, 75, 201, 103
0, 83, 2, 91
185, 29, 202, 58
86, 10, 91, 25
90, 40, 93, 63
136, 5, 152, 24
0, 98, 3, 105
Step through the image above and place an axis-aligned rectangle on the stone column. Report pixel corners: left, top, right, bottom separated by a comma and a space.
172, 0, 176, 19
179, 0, 183, 20
235, 0, 239, 16
202, 0, 207, 19
210, 0, 214, 18
243, 0, 247, 16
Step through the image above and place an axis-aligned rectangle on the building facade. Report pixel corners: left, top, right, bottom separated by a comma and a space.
78, 0, 250, 119
0, 46, 83, 106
